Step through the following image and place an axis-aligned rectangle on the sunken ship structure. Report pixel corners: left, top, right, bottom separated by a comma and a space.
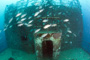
4, 0, 83, 60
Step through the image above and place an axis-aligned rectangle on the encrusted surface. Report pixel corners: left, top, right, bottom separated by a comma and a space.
35, 32, 61, 60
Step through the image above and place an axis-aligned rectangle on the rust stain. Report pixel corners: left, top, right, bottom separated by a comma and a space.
53, 33, 60, 39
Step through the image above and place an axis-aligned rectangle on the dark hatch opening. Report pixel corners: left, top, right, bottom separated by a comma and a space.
42, 40, 53, 58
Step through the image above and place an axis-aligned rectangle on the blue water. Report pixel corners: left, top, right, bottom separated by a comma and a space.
79, 0, 90, 53
0, 0, 90, 60
0, 0, 19, 52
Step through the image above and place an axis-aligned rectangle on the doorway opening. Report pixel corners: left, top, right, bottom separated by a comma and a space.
42, 40, 53, 58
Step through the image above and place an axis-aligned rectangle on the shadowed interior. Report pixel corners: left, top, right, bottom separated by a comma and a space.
42, 40, 53, 58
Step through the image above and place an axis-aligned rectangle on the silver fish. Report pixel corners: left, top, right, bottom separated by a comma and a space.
39, 6, 42, 9
9, 18, 13, 23
39, 9, 44, 13
35, 3, 39, 6
17, 21, 23, 24
43, 19, 48, 22
21, 18, 26, 22
64, 19, 69, 22
24, 23, 32, 27
67, 30, 72, 33
73, 33, 77, 37
34, 29, 41, 33
28, 16, 32, 19
44, 24, 51, 29
49, 6, 53, 8
34, 9, 44, 17
26, 24, 32, 27
3, 28, 7, 31
66, 34, 70, 37
34, 12, 40, 17
41, 33, 48, 38
16, 13, 22, 17
58, 12, 61, 15
9, 25, 13, 28
21, 14, 27, 18
51, 24, 57, 27
28, 20, 33, 24
70, 41, 72, 44
18, 23, 23, 27
37, 15, 41, 18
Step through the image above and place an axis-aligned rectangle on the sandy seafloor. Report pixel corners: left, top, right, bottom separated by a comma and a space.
0, 48, 90, 60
